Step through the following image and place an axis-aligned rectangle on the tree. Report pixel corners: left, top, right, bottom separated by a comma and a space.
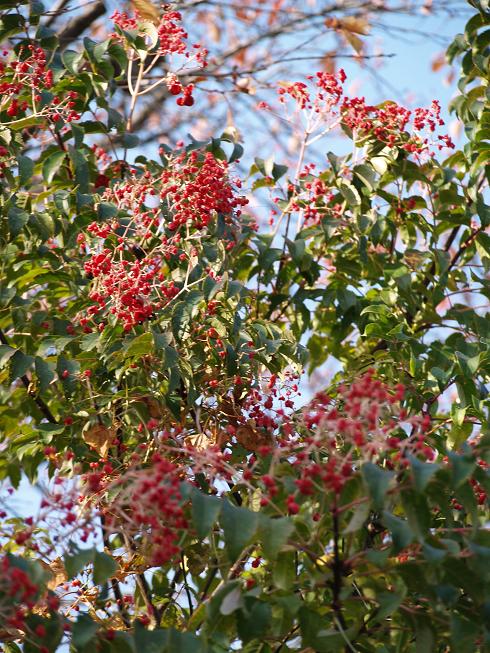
0, 0, 489, 652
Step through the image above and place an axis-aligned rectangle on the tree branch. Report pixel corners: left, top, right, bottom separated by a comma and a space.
57, 0, 106, 48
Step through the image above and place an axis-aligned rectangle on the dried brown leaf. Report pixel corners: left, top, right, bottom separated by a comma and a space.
235, 424, 273, 452
83, 424, 115, 458
185, 433, 212, 452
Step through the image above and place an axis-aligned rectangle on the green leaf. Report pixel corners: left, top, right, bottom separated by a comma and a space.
72, 614, 98, 648
8, 205, 29, 238
191, 488, 222, 539
299, 606, 354, 652
35, 356, 55, 393
361, 463, 394, 510
272, 551, 295, 590
93, 551, 117, 585
374, 587, 406, 621
450, 614, 479, 653
62, 49, 84, 74
42, 150, 66, 183
17, 155, 34, 186
219, 585, 243, 615
448, 452, 476, 488
124, 332, 154, 358
10, 350, 34, 380
64, 548, 94, 579
133, 621, 168, 653
343, 500, 370, 534
68, 146, 89, 193
237, 597, 272, 644
220, 500, 258, 561
354, 163, 377, 191
29, 213, 54, 240
257, 514, 293, 560
0, 345, 16, 368
382, 511, 414, 553
339, 181, 361, 207
410, 457, 439, 493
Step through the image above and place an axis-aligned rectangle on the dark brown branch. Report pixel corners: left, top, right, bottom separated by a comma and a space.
181, 552, 194, 615
57, 0, 106, 48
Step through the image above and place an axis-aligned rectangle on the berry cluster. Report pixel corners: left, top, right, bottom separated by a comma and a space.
0, 555, 60, 645
111, 7, 207, 107
79, 150, 247, 331
104, 453, 186, 566
278, 70, 345, 113
0, 45, 80, 123
160, 150, 248, 231
341, 96, 454, 153
254, 371, 434, 509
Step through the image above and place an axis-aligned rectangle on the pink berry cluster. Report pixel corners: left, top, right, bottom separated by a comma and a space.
269, 70, 453, 155
78, 150, 247, 331
0, 45, 80, 123
251, 370, 434, 510
277, 69, 346, 113
111, 7, 207, 108
341, 96, 454, 153
103, 453, 186, 566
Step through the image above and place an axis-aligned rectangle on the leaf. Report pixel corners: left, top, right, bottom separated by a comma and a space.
44, 558, 67, 591
68, 146, 89, 193
29, 213, 54, 241
272, 551, 295, 590
72, 614, 98, 649
448, 452, 476, 488
0, 345, 16, 368
382, 511, 414, 553
339, 181, 361, 207
191, 488, 222, 539
8, 116, 43, 131
35, 356, 55, 393
64, 548, 95, 579
10, 350, 34, 380
354, 163, 377, 191
361, 463, 394, 510
237, 597, 272, 644
83, 424, 114, 457
220, 586, 243, 615
93, 551, 117, 585
257, 514, 293, 560
410, 456, 439, 493
343, 501, 370, 533
375, 588, 406, 621
220, 500, 258, 561
42, 150, 66, 183
62, 49, 84, 74
8, 206, 29, 238
17, 155, 34, 186
124, 332, 154, 358
133, 621, 168, 653
338, 16, 370, 34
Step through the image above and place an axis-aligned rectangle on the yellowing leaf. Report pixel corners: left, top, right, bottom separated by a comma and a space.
342, 29, 364, 55
339, 16, 370, 35
131, 0, 160, 24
